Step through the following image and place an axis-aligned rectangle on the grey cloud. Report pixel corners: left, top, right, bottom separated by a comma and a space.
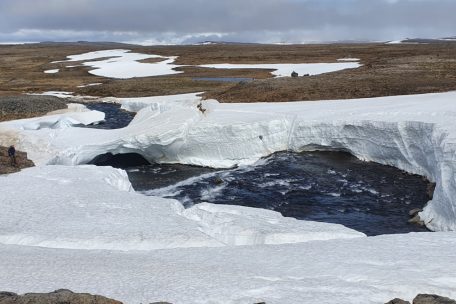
0, 0, 455, 44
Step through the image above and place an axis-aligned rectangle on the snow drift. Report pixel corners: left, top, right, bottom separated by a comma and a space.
0, 165, 363, 251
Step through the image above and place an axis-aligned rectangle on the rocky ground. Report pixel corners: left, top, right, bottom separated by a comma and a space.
387, 294, 456, 304
0, 146, 34, 174
0, 95, 67, 122
0, 289, 122, 304
1, 290, 454, 304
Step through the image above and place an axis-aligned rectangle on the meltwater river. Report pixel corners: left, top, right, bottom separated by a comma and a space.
86, 102, 431, 236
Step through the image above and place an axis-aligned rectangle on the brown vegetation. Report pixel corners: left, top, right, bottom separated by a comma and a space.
1, 42, 456, 103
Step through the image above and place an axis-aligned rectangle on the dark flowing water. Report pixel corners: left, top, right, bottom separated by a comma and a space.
86, 103, 431, 236
124, 151, 431, 236
82, 102, 136, 129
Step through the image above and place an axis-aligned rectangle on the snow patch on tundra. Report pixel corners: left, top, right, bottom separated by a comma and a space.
54, 49, 182, 78
199, 62, 361, 77
51, 49, 360, 79
44, 69, 59, 74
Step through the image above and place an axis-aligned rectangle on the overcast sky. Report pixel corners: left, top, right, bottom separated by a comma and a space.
0, 0, 455, 44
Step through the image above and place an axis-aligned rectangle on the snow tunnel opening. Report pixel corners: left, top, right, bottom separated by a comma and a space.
88, 152, 151, 168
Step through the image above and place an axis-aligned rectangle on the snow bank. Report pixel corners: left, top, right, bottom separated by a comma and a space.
2, 92, 456, 231
2, 232, 456, 304
0, 103, 104, 130
199, 62, 361, 77
109, 92, 204, 112
184, 203, 364, 245
0, 165, 363, 251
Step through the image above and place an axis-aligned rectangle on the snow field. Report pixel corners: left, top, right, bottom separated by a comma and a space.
47, 49, 361, 79
1, 232, 456, 304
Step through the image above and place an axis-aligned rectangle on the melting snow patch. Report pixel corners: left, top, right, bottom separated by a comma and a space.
44, 69, 59, 74
55, 49, 182, 79
337, 58, 360, 62
199, 62, 361, 77
77, 83, 103, 88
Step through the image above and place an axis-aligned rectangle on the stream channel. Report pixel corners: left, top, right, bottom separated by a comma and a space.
85, 102, 431, 236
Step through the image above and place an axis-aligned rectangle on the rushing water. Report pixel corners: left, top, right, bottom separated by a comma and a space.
82, 102, 136, 129
123, 151, 431, 236
87, 103, 431, 236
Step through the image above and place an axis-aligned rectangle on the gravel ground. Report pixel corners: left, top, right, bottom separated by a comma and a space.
0, 95, 68, 122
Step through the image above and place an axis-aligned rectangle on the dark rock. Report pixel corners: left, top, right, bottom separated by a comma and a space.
408, 214, 425, 226
386, 298, 411, 304
427, 182, 436, 199
413, 294, 456, 304
291, 71, 298, 77
409, 208, 423, 216
0, 146, 35, 175
0, 289, 122, 304
213, 177, 224, 185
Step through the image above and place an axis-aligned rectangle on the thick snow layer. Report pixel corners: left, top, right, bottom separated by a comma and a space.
109, 92, 204, 112
0, 165, 363, 251
55, 49, 182, 78
199, 62, 361, 77
2, 232, 456, 304
2, 91, 456, 231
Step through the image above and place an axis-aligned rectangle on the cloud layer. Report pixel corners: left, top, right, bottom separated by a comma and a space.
1, 0, 455, 44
